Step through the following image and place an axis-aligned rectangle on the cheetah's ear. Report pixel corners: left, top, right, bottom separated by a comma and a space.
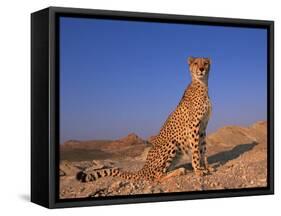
206, 58, 211, 64
188, 57, 195, 65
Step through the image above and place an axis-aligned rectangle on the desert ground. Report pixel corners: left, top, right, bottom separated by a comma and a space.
59, 121, 267, 199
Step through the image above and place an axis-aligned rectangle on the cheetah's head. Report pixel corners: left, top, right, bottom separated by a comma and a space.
188, 57, 211, 82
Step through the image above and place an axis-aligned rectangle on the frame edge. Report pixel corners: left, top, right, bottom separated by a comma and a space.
31, 8, 51, 208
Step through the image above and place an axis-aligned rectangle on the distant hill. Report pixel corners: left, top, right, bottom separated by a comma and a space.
61, 133, 145, 151
207, 121, 266, 147
60, 133, 147, 161
60, 121, 267, 162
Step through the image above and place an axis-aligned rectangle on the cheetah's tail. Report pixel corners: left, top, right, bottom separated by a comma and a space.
76, 168, 141, 182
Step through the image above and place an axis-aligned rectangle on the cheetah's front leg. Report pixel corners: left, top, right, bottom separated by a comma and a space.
188, 123, 206, 177
199, 131, 214, 173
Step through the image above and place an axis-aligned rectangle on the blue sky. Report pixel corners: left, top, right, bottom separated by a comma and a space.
60, 17, 267, 143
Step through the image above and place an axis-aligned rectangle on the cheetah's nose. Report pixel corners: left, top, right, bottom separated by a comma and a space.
199, 67, 204, 72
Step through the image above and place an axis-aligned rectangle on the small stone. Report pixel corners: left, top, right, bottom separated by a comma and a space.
152, 185, 163, 193
91, 160, 106, 169
80, 187, 85, 192
89, 188, 108, 197
143, 185, 153, 194
131, 182, 141, 190
59, 169, 66, 176
110, 181, 123, 192
210, 182, 218, 187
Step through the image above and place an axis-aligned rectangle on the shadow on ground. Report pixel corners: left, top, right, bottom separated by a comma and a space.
180, 142, 257, 171
209, 142, 257, 167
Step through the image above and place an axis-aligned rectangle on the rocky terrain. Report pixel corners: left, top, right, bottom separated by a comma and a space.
60, 121, 267, 199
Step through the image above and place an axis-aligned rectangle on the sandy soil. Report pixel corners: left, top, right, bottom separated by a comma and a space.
59, 121, 267, 199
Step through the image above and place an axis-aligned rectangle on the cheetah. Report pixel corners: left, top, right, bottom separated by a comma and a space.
76, 56, 213, 183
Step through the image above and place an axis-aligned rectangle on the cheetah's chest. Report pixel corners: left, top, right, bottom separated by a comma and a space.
205, 97, 212, 120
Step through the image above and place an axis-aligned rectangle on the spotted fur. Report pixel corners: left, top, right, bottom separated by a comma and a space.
77, 56, 213, 183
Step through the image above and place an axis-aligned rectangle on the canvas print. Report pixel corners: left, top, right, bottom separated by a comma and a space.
59, 17, 267, 199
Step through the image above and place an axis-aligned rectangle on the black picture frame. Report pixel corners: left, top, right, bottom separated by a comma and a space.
31, 6, 274, 208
